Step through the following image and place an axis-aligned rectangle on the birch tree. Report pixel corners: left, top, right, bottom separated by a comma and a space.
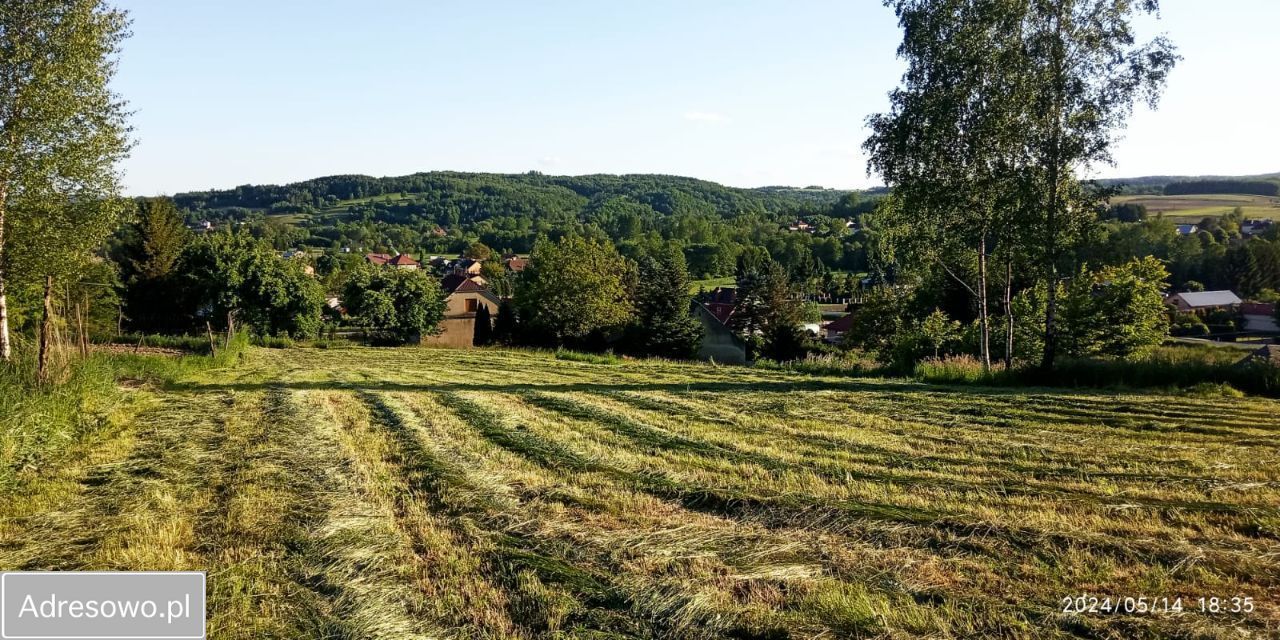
0, 0, 130, 360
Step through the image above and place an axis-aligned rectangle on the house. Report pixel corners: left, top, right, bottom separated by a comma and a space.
366, 252, 420, 270
1242, 302, 1278, 333
1168, 290, 1242, 312
1174, 224, 1199, 235
690, 300, 746, 364
452, 258, 483, 277
422, 274, 501, 348
1241, 220, 1274, 237
387, 254, 420, 270
504, 256, 528, 273
822, 313, 855, 343
701, 287, 737, 326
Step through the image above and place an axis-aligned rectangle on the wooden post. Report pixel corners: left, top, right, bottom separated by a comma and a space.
206, 321, 217, 356
37, 275, 53, 383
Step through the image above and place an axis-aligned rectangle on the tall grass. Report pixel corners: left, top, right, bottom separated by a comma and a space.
0, 332, 251, 488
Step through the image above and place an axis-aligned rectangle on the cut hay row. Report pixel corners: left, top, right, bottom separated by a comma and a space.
2, 346, 1277, 638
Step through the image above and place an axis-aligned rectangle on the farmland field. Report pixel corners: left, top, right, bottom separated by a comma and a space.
3, 346, 1279, 638
1112, 193, 1280, 221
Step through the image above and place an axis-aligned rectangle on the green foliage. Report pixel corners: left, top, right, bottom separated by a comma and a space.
342, 266, 446, 345
918, 309, 961, 359
175, 230, 325, 338
552, 348, 621, 365
114, 197, 190, 333
624, 247, 703, 359
515, 235, 632, 346
464, 241, 492, 261
731, 258, 805, 361
1014, 257, 1170, 360
473, 303, 493, 347
0, 0, 133, 358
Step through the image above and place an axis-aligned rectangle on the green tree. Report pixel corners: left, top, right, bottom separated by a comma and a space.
473, 303, 493, 347
1020, 0, 1177, 368
176, 231, 324, 338
464, 241, 493, 261
731, 259, 804, 361
116, 197, 189, 332
516, 235, 632, 346
493, 297, 518, 346
0, 0, 132, 360
342, 265, 445, 345
625, 247, 703, 359
919, 309, 961, 359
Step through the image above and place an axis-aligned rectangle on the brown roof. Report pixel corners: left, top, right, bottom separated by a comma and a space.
504, 257, 528, 272
703, 302, 735, 325
388, 253, 420, 267
365, 253, 393, 265
440, 273, 488, 294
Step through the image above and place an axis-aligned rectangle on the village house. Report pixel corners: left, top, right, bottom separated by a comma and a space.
451, 257, 483, 277
1242, 302, 1279, 333
1174, 224, 1199, 235
1241, 219, 1275, 238
821, 313, 855, 343
1167, 290, 1242, 313
504, 256, 528, 273
422, 274, 501, 348
689, 299, 746, 364
365, 252, 420, 270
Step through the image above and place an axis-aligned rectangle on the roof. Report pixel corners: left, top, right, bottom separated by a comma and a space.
703, 302, 735, 325
504, 257, 528, 272
1175, 291, 1243, 308
388, 253, 419, 266
822, 314, 855, 333
1242, 302, 1276, 316
1174, 224, 1198, 234
440, 273, 485, 293
365, 253, 393, 265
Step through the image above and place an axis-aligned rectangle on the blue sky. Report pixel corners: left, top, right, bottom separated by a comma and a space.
113, 0, 1280, 195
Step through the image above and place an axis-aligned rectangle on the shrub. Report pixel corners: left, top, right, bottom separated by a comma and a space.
553, 348, 621, 365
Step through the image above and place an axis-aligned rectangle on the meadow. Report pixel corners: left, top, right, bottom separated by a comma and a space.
1112, 193, 1280, 221
2, 345, 1278, 638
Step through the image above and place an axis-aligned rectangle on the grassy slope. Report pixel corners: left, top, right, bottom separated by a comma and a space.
2, 346, 1279, 638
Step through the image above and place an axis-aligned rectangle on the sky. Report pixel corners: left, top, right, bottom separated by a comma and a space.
112, 0, 1280, 196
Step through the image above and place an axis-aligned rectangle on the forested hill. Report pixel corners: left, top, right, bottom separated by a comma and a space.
167, 172, 871, 272
1098, 172, 1280, 195
173, 171, 857, 224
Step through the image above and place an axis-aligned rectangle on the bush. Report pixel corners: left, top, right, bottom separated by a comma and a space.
914, 355, 1012, 384
553, 348, 621, 365
754, 351, 887, 377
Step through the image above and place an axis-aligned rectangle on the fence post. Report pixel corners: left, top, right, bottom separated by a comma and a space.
37, 275, 53, 383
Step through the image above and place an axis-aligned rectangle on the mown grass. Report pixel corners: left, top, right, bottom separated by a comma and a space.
2, 344, 1278, 638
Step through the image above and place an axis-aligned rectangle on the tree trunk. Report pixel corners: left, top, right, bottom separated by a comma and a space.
977, 236, 991, 371
1040, 6, 1067, 372
37, 275, 53, 382
1004, 258, 1014, 370
0, 182, 9, 362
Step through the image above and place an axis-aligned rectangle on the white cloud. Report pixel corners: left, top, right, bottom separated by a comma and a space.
682, 111, 728, 124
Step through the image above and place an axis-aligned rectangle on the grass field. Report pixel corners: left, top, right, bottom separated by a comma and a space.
1112, 193, 1280, 221
3, 346, 1279, 638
